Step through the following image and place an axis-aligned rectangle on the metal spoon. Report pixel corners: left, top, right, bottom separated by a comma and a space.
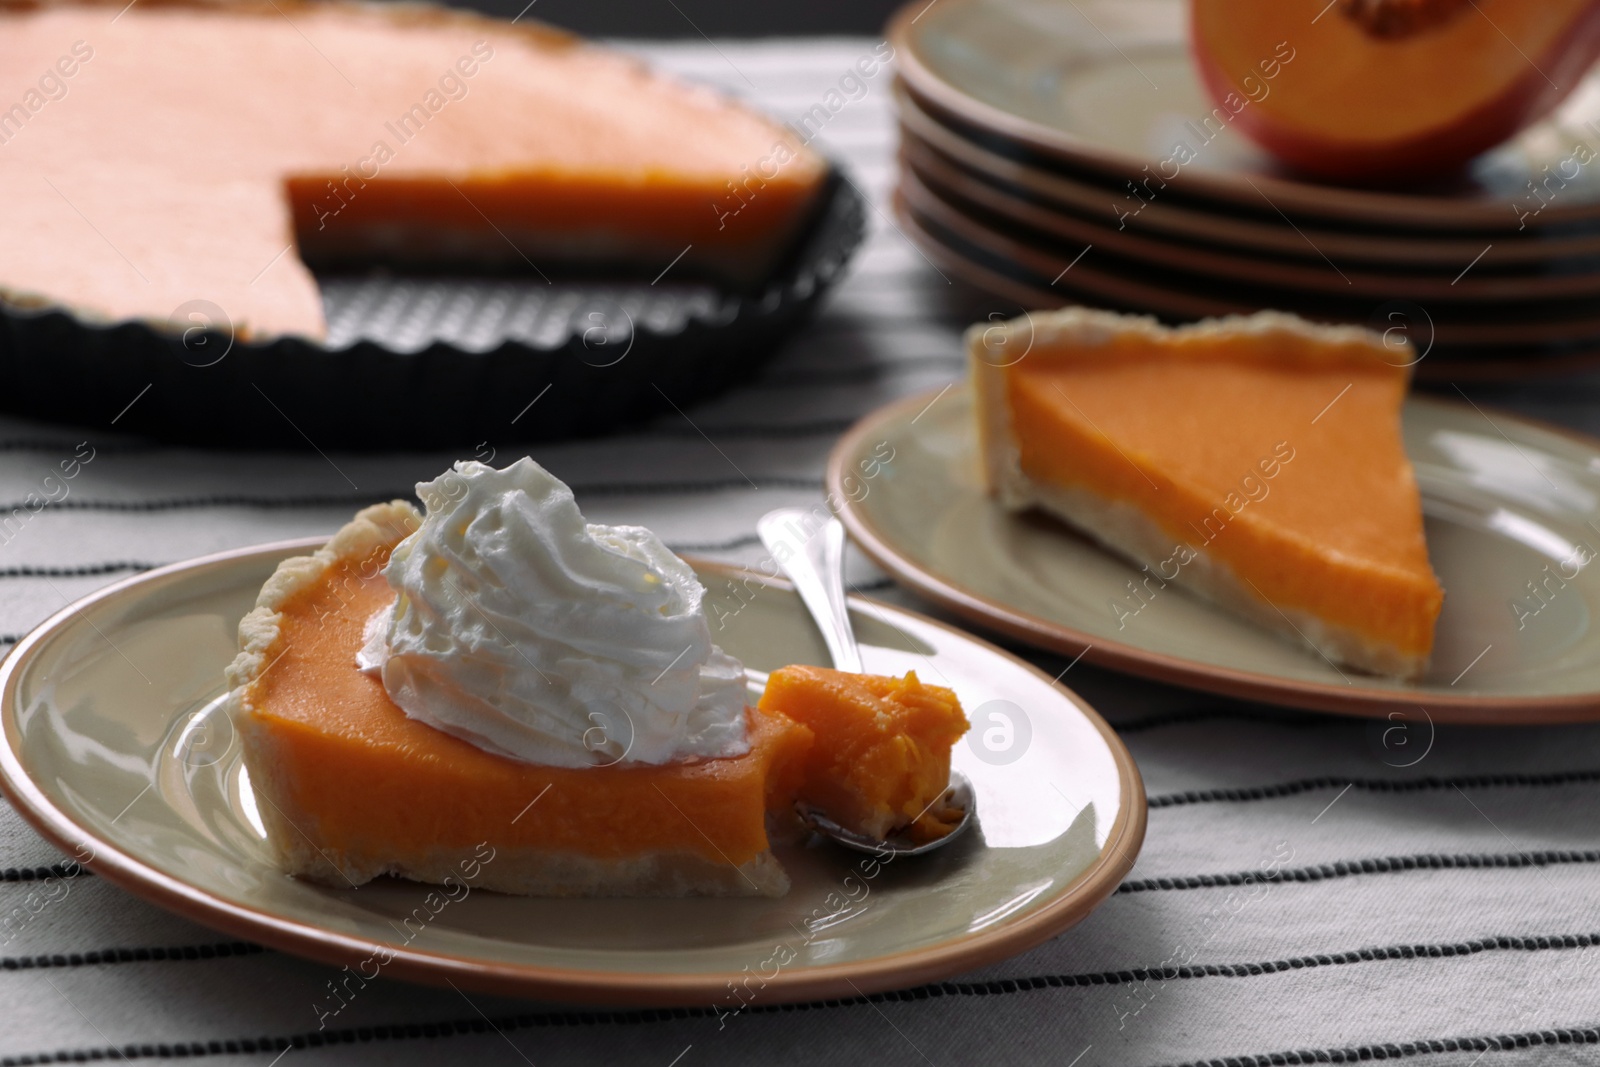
752, 507, 974, 857
756, 506, 862, 672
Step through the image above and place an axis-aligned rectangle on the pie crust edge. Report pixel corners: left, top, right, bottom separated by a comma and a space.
965, 307, 1433, 680
224, 501, 792, 897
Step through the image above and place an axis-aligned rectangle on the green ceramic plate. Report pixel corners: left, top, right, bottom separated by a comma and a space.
889, 0, 1600, 231
829, 386, 1600, 723
0, 542, 1143, 1005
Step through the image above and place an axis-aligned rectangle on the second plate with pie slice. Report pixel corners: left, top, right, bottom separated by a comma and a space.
829, 385, 1600, 723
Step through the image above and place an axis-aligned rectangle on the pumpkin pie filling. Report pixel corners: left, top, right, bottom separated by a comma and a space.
243, 547, 812, 875
0, 0, 828, 340
970, 308, 1445, 678
227, 476, 819, 897
759, 666, 969, 843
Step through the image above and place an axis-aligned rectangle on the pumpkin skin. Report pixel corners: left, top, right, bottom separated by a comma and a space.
1190, 0, 1600, 184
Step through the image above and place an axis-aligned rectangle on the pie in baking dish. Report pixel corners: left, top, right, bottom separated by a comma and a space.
0, 0, 827, 340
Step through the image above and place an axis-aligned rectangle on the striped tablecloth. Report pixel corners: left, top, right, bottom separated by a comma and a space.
5, 38, 1600, 1067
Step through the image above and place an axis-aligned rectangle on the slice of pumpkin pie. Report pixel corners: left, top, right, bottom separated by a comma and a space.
224, 460, 814, 897
968, 307, 1445, 679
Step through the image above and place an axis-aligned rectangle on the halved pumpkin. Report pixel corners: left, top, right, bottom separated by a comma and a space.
1191, 0, 1600, 183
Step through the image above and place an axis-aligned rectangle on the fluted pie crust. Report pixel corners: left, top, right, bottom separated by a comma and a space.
224, 502, 812, 897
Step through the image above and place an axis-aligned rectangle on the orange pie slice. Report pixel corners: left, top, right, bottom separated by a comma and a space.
758, 666, 969, 842
968, 308, 1445, 679
0, 0, 827, 340
225, 503, 815, 897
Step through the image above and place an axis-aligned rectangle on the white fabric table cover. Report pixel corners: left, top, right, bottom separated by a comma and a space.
2, 38, 1600, 1067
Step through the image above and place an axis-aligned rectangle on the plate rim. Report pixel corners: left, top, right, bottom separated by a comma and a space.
0, 536, 1147, 1006
885, 194, 1600, 382
892, 84, 1600, 267
886, 0, 1600, 232
828, 385, 1600, 724
896, 166, 1600, 341
901, 144, 1600, 303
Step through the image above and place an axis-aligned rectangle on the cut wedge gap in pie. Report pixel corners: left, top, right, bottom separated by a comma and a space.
0, 0, 829, 340
968, 307, 1445, 679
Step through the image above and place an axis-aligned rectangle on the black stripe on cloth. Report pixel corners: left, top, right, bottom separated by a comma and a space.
0, 556, 891, 589
20, 1029, 1589, 1067
641, 419, 859, 439
0, 943, 262, 972
807, 311, 976, 332
10, 930, 1596, 983
1145, 1026, 1600, 1067
0, 562, 160, 581
0, 440, 156, 455
0, 865, 92, 883
0, 547, 769, 575
1118, 850, 1600, 893
0, 570, 893, 653
1113, 707, 1336, 734
1, 846, 1583, 898
4, 934, 1599, 1063
745, 365, 960, 388
0, 412, 869, 450
672, 532, 900, 565
667, 534, 764, 553
1147, 771, 1600, 809
0, 479, 824, 513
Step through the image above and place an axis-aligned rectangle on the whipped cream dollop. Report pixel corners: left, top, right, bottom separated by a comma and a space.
357, 458, 749, 768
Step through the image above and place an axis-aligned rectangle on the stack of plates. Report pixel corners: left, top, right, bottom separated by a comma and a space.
888, 0, 1600, 380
